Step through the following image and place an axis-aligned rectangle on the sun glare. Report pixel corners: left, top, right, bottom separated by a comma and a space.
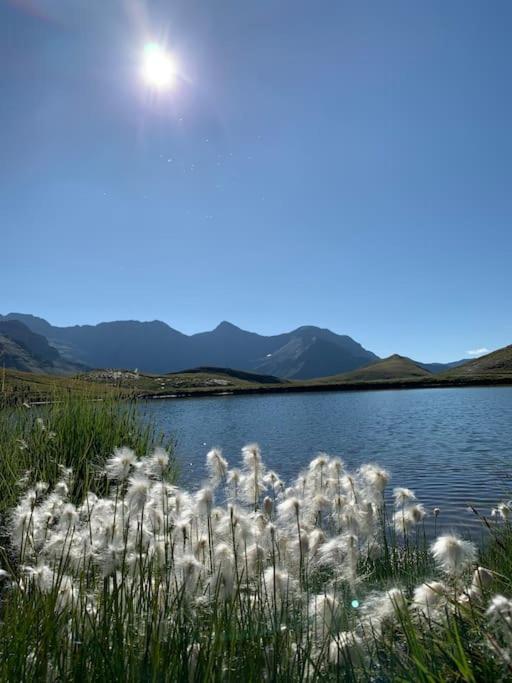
142, 43, 177, 90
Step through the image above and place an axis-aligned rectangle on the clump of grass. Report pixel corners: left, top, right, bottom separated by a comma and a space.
0, 393, 172, 513
0, 437, 510, 681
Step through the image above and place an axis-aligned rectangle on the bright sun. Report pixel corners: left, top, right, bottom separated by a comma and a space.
142, 43, 177, 89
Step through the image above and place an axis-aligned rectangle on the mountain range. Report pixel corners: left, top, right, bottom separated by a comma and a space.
0, 312, 467, 380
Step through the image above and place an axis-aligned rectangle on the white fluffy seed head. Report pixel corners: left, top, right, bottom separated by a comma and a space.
246, 543, 266, 572
328, 457, 344, 476
242, 443, 261, 470
227, 468, 241, 485
470, 566, 494, 594
60, 503, 79, 528
263, 470, 283, 490
393, 487, 416, 506
54, 481, 69, 499
360, 464, 390, 494
145, 448, 170, 478
412, 581, 448, 615
498, 502, 511, 520
263, 567, 293, 600
309, 528, 325, 555
361, 588, 407, 633
317, 535, 346, 569
309, 454, 329, 472
195, 487, 214, 516
178, 555, 205, 588
106, 447, 137, 481
486, 594, 512, 628
206, 448, 228, 483
277, 497, 301, 519
35, 481, 49, 495
332, 494, 347, 513
126, 474, 150, 512
263, 496, 273, 516
393, 504, 426, 534
241, 472, 266, 506
430, 534, 477, 575
310, 593, 340, 639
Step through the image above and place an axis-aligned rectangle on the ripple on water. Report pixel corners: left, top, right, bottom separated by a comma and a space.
143, 386, 512, 538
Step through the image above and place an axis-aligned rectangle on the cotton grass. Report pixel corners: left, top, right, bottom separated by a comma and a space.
0, 438, 510, 681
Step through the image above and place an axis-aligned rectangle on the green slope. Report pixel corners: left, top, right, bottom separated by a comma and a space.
438, 345, 512, 382
319, 354, 433, 383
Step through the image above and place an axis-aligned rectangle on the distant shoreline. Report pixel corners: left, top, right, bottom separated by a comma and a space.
136, 376, 512, 401
3, 367, 512, 408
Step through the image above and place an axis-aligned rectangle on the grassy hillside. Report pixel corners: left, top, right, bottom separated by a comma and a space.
319, 354, 433, 384
0, 366, 289, 406
438, 345, 512, 382
0, 368, 124, 406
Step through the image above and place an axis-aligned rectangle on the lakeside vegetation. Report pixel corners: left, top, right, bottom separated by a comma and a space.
0, 395, 511, 680
0, 395, 171, 516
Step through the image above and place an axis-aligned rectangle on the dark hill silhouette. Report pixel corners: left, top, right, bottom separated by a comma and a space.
173, 367, 284, 384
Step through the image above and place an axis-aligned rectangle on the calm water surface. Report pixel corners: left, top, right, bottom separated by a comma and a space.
144, 387, 512, 536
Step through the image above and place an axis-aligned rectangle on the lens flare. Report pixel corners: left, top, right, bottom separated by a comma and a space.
141, 43, 177, 90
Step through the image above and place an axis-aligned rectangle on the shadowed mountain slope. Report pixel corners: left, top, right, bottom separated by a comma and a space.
0, 320, 60, 364
0, 334, 49, 373
1, 314, 378, 379
252, 327, 380, 379
0, 320, 84, 374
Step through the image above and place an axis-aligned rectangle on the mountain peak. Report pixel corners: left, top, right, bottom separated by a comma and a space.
290, 325, 330, 338
2, 312, 53, 336
214, 321, 241, 332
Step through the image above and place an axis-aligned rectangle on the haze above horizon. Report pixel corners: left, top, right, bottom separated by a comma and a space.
2, 1, 511, 363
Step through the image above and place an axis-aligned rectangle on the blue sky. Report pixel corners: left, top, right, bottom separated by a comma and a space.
1, 0, 511, 362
